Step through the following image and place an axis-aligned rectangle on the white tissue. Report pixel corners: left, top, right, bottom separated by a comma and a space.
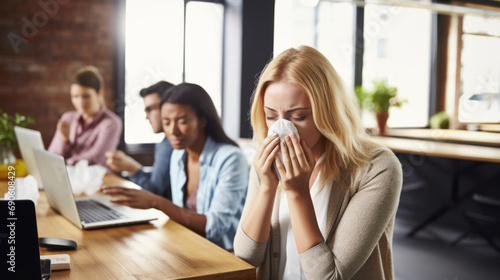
267, 119, 301, 171
4, 175, 40, 204
66, 160, 107, 196
267, 118, 300, 142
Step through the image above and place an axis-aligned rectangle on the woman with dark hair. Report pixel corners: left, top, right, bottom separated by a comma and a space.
101, 83, 248, 250
162, 83, 238, 146
48, 66, 122, 173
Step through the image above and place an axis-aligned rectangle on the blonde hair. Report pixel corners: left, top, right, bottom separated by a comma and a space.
250, 46, 382, 187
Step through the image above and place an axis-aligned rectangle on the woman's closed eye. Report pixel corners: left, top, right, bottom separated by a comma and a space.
266, 115, 278, 120
293, 116, 307, 121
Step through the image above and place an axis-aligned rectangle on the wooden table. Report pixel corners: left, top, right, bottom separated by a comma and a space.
384, 128, 500, 147
373, 136, 500, 163
373, 135, 500, 237
1, 175, 256, 280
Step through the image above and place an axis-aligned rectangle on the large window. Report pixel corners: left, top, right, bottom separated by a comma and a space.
458, 14, 500, 123
124, 0, 184, 144
274, 0, 355, 87
362, 4, 433, 128
124, 0, 224, 145
316, 1, 355, 88
274, 1, 433, 129
185, 1, 224, 114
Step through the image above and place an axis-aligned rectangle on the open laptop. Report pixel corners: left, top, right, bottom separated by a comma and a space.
33, 148, 158, 229
14, 126, 45, 189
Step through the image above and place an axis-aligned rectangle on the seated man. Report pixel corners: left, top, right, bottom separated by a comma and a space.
106, 81, 174, 200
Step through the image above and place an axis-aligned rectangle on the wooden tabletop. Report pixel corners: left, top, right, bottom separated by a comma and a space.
1, 174, 255, 280
373, 136, 500, 163
384, 128, 500, 146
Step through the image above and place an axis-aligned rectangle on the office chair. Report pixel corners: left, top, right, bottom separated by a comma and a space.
395, 153, 429, 220
451, 191, 500, 253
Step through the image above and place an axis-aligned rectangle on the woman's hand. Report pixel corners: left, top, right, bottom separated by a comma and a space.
57, 119, 70, 142
275, 133, 315, 195
253, 133, 281, 191
100, 186, 160, 209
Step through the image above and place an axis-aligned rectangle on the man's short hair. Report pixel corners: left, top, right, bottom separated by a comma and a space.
140, 81, 174, 98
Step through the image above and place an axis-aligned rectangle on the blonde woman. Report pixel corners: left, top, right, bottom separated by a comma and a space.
234, 46, 402, 280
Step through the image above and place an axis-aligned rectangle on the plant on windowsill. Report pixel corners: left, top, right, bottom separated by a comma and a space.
0, 109, 35, 165
355, 80, 407, 134
430, 111, 451, 129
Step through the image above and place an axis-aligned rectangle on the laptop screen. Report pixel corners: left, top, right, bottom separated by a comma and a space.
0, 199, 41, 279
14, 126, 45, 189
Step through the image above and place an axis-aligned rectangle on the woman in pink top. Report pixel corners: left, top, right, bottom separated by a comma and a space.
48, 66, 122, 173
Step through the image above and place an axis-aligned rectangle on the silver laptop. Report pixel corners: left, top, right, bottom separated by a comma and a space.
33, 148, 158, 229
14, 126, 45, 188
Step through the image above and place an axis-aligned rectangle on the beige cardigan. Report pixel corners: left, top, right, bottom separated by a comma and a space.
234, 148, 402, 280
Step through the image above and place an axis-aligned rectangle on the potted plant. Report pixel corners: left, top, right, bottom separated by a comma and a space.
355, 80, 406, 134
430, 111, 451, 129
0, 109, 34, 165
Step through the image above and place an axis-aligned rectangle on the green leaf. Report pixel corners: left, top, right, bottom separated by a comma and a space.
354, 80, 407, 114
0, 109, 35, 148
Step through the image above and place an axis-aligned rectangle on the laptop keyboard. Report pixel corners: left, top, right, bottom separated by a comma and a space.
76, 200, 127, 224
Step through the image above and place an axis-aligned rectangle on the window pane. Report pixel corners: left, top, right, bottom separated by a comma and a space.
274, 0, 355, 87
459, 34, 500, 123
316, 1, 355, 88
463, 14, 500, 37
185, 2, 224, 115
362, 4, 432, 128
274, 0, 316, 56
125, 0, 184, 144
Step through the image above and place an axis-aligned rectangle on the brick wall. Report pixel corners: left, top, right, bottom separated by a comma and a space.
0, 0, 117, 149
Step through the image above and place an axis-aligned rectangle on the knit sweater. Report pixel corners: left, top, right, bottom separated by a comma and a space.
234, 148, 402, 280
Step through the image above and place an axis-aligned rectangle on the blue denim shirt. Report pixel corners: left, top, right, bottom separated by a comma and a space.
170, 136, 248, 249
129, 138, 173, 200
